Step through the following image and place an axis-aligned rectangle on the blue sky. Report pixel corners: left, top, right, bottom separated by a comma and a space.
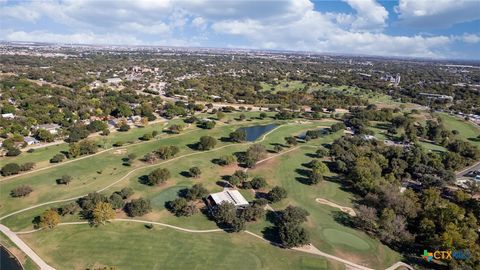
1, 0, 479, 59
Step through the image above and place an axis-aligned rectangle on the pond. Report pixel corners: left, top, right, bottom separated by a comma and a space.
0, 245, 23, 270
239, 124, 278, 141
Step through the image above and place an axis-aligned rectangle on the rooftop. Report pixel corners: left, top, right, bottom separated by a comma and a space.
209, 189, 249, 207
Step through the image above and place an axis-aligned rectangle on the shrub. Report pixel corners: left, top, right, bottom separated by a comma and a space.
268, 186, 287, 203
50, 153, 65, 163
6, 148, 21, 156
11, 185, 33, 197
250, 177, 267, 189
118, 123, 130, 132
146, 168, 170, 185
125, 198, 152, 217
57, 175, 72, 185
189, 167, 202, 178
20, 162, 35, 171
167, 198, 197, 217
1, 163, 21, 176
218, 155, 235, 166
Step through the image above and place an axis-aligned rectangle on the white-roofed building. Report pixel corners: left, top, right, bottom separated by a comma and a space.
207, 189, 249, 208
1, 113, 15, 119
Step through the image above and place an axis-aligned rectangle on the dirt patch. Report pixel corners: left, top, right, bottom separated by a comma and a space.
113, 148, 127, 155
218, 163, 243, 176
7, 247, 27, 264
316, 198, 356, 217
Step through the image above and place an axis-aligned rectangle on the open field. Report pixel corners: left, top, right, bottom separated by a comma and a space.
260, 80, 310, 93
19, 222, 344, 270
437, 113, 480, 147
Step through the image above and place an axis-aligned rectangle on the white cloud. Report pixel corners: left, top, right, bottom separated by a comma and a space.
5, 31, 144, 45
343, 0, 389, 31
0, 0, 477, 58
120, 22, 170, 35
212, 8, 454, 58
395, 0, 480, 27
457, 34, 480, 44
192, 17, 207, 30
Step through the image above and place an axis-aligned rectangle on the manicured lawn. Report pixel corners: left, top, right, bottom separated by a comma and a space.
437, 113, 480, 147
248, 145, 402, 269
260, 80, 308, 93
0, 121, 169, 169
20, 222, 344, 270
1, 117, 401, 270
0, 119, 332, 220
419, 141, 447, 152
0, 143, 69, 169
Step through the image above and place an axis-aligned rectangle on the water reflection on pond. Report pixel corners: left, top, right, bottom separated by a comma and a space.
239, 124, 278, 141
1, 245, 23, 270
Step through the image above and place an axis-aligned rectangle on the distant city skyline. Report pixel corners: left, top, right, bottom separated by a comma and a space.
1, 0, 479, 59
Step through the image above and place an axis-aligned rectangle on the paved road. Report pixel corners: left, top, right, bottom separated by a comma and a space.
456, 160, 480, 178
0, 224, 55, 270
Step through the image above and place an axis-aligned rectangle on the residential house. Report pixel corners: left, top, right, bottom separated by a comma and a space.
24, 136, 40, 145
1, 113, 15, 119
34, 124, 61, 135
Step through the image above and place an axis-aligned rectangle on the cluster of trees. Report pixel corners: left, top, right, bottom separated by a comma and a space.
140, 130, 158, 141
168, 124, 184, 134
226, 170, 268, 190
1, 162, 35, 176
305, 159, 329, 185
50, 153, 65, 163
143, 145, 179, 163
145, 168, 170, 186
330, 135, 480, 268
166, 184, 209, 216
197, 120, 216, 129
197, 136, 217, 150
238, 144, 267, 168
215, 155, 236, 166
35, 188, 137, 229
229, 129, 247, 142
274, 206, 310, 248
211, 200, 266, 232
67, 140, 98, 158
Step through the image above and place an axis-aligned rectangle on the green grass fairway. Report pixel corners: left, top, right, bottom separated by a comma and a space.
322, 228, 370, 251
20, 222, 344, 270
150, 185, 188, 209
0, 121, 170, 169
1, 116, 401, 270
248, 145, 401, 268
438, 113, 480, 147
419, 141, 447, 152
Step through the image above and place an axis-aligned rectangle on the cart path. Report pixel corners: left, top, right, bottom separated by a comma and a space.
0, 126, 196, 182
11, 219, 410, 270
0, 224, 55, 270
1, 123, 412, 270
0, 125, 285, 221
